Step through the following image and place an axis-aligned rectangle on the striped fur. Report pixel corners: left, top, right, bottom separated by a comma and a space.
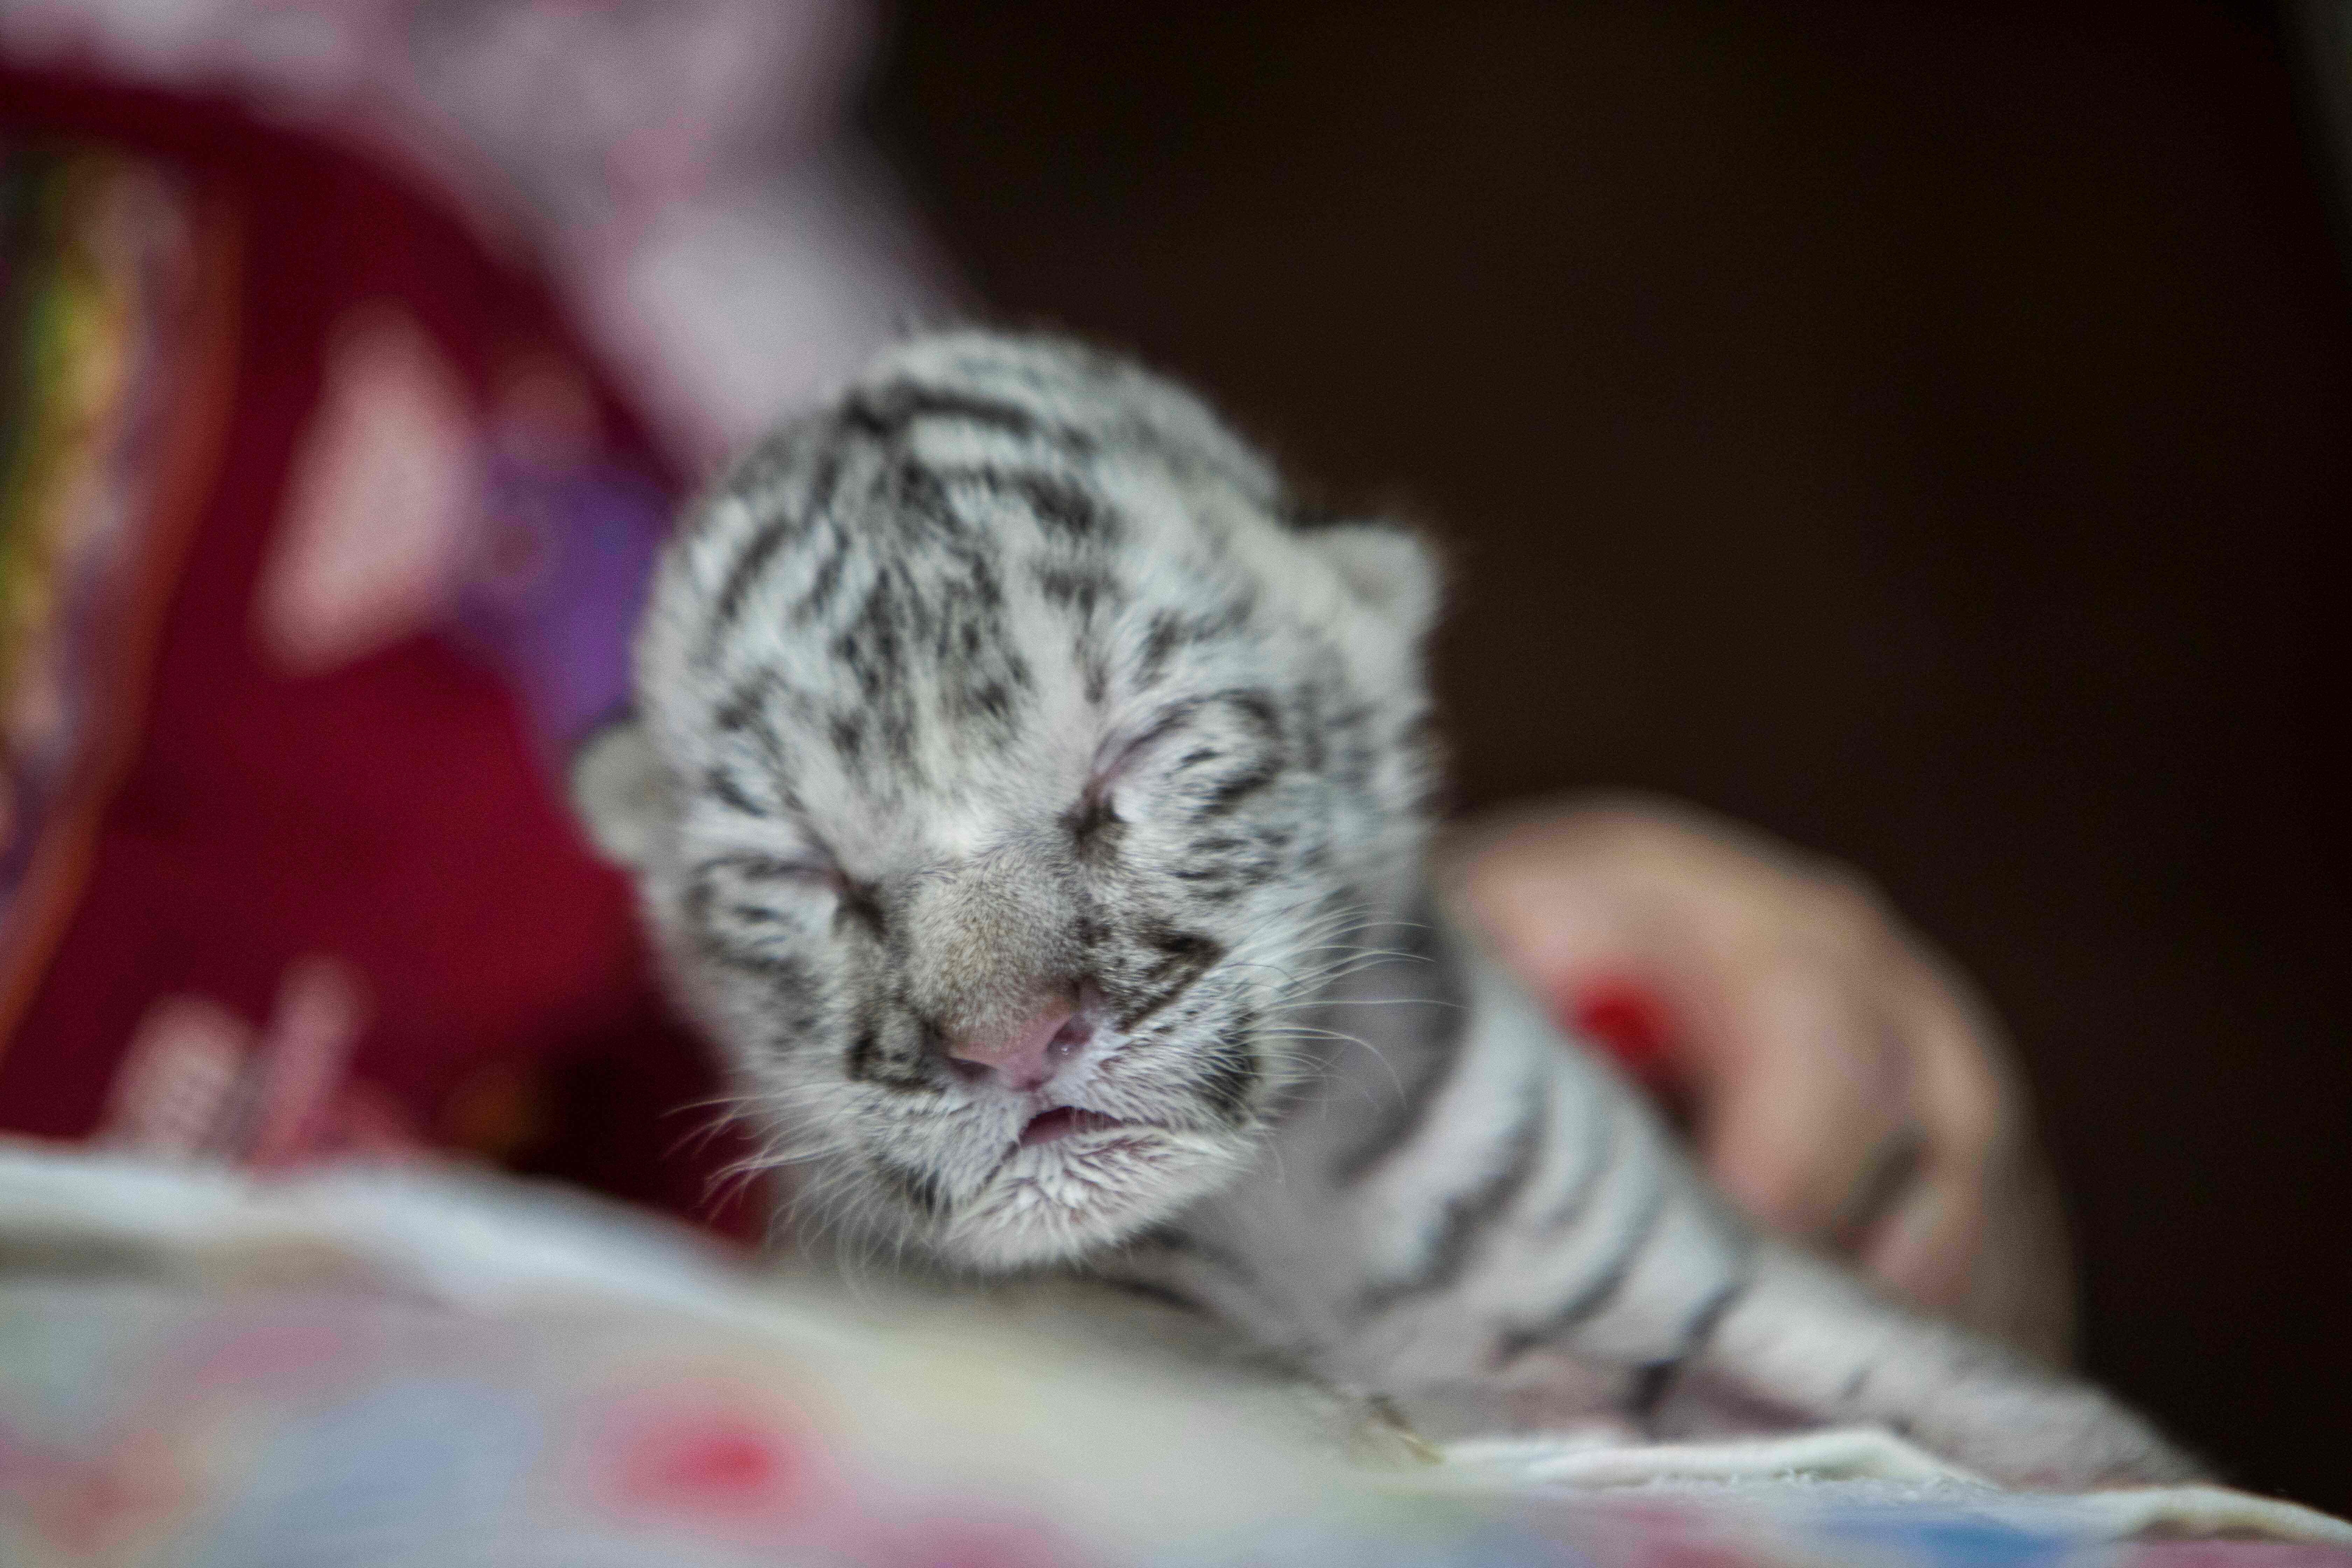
576, 329, 2196, 1488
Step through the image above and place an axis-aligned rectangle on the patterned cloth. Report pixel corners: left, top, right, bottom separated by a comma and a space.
0, 68, 758, 1232
1, 1145, 2345, 1568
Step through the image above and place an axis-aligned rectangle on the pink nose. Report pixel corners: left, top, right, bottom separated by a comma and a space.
941, 1001, 1090, 1091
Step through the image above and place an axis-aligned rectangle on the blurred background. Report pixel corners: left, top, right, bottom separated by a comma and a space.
864, 0, 2351, 1509
0, 0, 2345, 1519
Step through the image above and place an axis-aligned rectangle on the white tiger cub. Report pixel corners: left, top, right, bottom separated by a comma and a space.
574, 329, 2197, 1488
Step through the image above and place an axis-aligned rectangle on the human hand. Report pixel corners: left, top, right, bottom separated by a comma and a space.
1442, 795, 2075, 1365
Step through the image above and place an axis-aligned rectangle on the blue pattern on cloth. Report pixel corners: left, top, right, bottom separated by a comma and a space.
1816, 1506, 2072, 1568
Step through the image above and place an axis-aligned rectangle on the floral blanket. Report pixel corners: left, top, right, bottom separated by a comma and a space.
0, 1144, 2343, 1568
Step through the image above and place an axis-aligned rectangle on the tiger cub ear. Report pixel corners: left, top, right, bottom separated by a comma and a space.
1302, 520, 1442, 642
570, 714, 669, 869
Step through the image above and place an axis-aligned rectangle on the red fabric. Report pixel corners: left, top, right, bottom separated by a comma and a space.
0, 68, 758, 1237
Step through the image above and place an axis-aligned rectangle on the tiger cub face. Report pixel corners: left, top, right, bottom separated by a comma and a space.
577, 331, 1438, 1269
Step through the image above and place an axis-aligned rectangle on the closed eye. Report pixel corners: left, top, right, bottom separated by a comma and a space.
1079, 691, 1283, 833
1090, 706, 1195, 790
1084, 692, 1247, 795
1074, 706, 1197, 840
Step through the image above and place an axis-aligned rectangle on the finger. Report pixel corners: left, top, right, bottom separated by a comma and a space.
1862, 960, 2076, 1359
1865, 1127, 2074, 1364
1832, 1118, 1926, 1251
1860, 963, 2008, 1290
1861, 1158, 1984, 1313
1694, 965, 1916, 1241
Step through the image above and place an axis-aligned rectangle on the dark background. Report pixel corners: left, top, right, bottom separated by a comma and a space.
868, 1, 2351, 1505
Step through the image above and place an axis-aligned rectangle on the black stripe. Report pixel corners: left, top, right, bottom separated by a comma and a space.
1226, 689, 1281, 736
709, 519, 790, 641
1194, 759, 1280, 819
1127, 1225, 1258, 1292
685, 860, 821, 978
794, 536, 851, 622
834, 880, 888, 940
846, 1022, 930, 1093
1532, 1100, 1619, 1233
1135, 612, 1185, 688
844, 380, 1068, 447
706, 440, 847, 649
1065, 791, 1124, 859
1102, 1277, 1201, 1314
1492, 1172, 1671, 1364
1328, 1011, 1463, 1186
846, 1024, 881, 1079
1003, 470, 1114, 538
692, 852, 818, 882
1629, 1362, 1677, 1421
1674, 1263, 1751, 1358
871, 1158, 951, 1220
1195, 1037, 1260, 1127
1115, 928, 1225, 1033
696, 941, 804, 983
713, 674, 785, 757
1355, 1085, 1548, 1316
1627, 1261, 1757, 1424
705, 767, 769, 819
882, 456, 967, 542
1035, 564, 1116, 615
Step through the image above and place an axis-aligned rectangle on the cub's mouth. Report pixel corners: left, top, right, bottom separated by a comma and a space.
1016, 1106, 1137, 1147
948, 1107, 1236, 1269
